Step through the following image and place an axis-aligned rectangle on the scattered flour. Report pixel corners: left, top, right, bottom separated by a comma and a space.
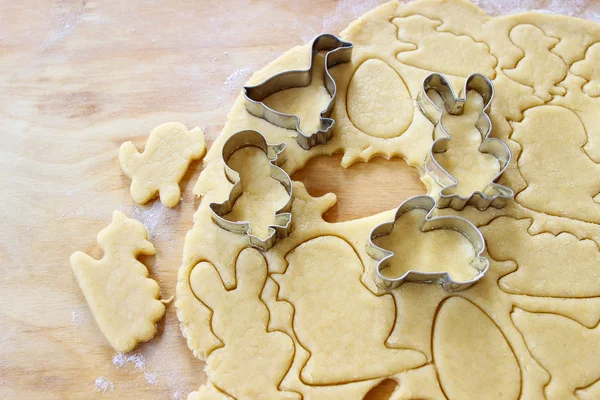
131, 201, 172, 237
224, 68, 253, 89
95, 376, 114, 393
110, 351, 186, 395
130, 201, 177, 247
113, 352, 146, 370
71, 310, 84, 325
172, 391, 183, 400
144, 371, 158, 385
40, 1, 85, 51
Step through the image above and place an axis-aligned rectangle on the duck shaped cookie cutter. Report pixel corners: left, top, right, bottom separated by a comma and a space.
209, 130, 293, 251
417, 73, 514, 211
243, 34, 353, 150
367, 195, 489, 292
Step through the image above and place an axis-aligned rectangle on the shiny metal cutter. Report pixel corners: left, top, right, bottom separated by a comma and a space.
417, 73, 514, 211
367, 195, 489, 291
243, 34, 353, 150
209, 130, 293, 251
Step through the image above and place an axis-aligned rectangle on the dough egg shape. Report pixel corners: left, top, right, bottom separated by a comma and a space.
346, 58, 413, 138
433, 297, 520, 400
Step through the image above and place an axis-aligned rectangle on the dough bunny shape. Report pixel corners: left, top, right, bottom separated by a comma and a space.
70, 211, 165, 352
422, 87, 507, 204
119, 122, 206, 207
189, 249, 298, 399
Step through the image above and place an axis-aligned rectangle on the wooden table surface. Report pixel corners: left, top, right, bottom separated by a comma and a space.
0, 0, 579, 399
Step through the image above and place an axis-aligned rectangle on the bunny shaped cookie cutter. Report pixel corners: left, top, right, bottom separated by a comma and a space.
243, 34, 353, 150
417, 73, 514, 211
367, 195, 489, 292
209, 130, 293, 251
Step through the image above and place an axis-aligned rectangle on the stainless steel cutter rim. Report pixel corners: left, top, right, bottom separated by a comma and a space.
418, 72, 514, 211
243, 33, 353, 150
367, 195, 489, 292
209, 130, 293, 251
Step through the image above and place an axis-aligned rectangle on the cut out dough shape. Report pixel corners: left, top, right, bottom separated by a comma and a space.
70, 211, 164, 352
570, 42, 600, 98
433, 297, 520, 400
502, 24, 567, 101
176, 1, 600, 398
261, 276, 384, 399
481, 217, 600, 298
346, 59, 413, 138
188, 249, 297, 399
119, 122, 206, 207
393, 15, 497, 77
555, 80, 600, 163
511, 105, 600, 224
273, 236, 426, 385
512, 308, 600, 400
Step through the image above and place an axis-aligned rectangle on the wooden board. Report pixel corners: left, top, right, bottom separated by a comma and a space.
0, 0, 566, 398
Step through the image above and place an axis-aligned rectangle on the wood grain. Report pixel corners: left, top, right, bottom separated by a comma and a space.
293, 155, 424, 222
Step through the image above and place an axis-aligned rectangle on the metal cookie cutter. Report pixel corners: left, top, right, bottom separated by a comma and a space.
417, 72, 514, 211
209, 130, 293, 251
243, 34, 353, 150
367, 195, 489, 292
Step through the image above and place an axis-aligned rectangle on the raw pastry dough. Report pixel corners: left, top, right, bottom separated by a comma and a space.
372, 208, 478, 282
176, 0, 600, 398
71, 211, 165, 352
119, 122, 206, 208
221, 147, 290, 239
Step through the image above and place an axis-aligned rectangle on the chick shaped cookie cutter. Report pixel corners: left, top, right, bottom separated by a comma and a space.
209, 130, 293, 251
243, 34, 353, 150
367, 195, 489, 292
417, 72, 514, 211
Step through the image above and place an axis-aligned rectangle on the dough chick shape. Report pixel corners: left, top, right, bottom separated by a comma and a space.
243, 34, 353, 150
418, 73, 514, 210
119, 122, 207, 207
367, 195, 489, 291
209, 130, 293, 251
70, 211, 165, 352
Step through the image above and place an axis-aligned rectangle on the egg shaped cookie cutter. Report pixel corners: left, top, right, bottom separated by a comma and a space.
417, 72, 514, 211
243, 34, 353, 150
367, 195, 489, 292
209, 130, 293, 251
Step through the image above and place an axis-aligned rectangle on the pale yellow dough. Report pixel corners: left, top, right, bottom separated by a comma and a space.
176, 0, 600, 398
373, 209, 478, 282
71, 211, 165, 353
119, 122, 206, 208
